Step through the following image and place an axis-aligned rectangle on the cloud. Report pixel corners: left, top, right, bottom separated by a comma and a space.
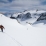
41, 0, 46, 5
0, 0, 14, 3
0, 0, 46, 12
0, 0, 9, 3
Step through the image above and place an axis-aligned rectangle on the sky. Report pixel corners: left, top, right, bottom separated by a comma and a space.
0, 0, 46, 13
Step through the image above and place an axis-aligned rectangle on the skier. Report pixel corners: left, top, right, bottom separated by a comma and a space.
0, 25, 5, 32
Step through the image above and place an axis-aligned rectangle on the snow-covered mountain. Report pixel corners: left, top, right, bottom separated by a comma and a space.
5, 10, 46, 25
0, 13, 46, 46
34, 12, 46, 24
3, 10, 46, 25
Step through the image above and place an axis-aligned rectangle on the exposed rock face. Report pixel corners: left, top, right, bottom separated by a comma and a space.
37, 12, 46, 21
16, 12, 31, 21
17, 14, 22, 18
24, 12, 31, 18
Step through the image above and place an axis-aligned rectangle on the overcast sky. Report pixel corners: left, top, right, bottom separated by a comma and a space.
0, 0, 46, 13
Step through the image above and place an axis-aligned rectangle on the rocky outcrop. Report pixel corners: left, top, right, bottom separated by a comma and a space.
37, 12, 46, 21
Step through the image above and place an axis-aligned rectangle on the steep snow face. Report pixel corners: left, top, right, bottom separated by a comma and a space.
0, 14, 46, 46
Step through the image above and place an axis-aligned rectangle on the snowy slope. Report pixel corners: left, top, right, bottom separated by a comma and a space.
0, 12, 46, 46
0, 14, 23, 46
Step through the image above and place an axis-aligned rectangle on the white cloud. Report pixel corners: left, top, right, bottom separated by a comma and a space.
0, 0, 46, 12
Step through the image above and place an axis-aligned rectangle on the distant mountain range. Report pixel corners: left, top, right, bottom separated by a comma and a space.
1, 10, 46, 25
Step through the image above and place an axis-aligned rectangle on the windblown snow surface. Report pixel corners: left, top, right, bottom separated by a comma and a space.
0, 11, 46, 46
